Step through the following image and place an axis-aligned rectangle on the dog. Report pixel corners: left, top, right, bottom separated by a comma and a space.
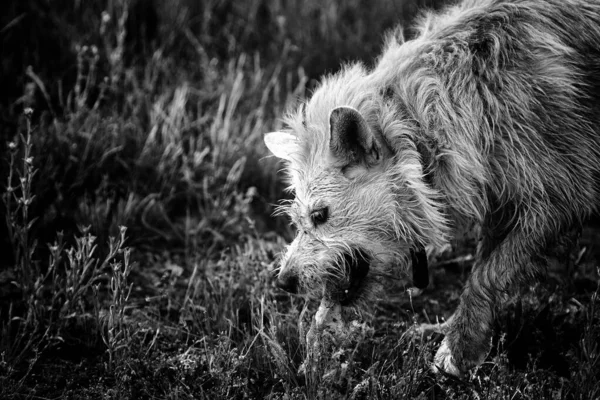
264, 0, 600, 376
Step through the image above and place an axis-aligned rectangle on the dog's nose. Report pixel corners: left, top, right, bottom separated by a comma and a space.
276, 274, 298, 294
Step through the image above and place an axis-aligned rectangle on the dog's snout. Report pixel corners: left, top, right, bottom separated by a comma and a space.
276, 273, 298, 294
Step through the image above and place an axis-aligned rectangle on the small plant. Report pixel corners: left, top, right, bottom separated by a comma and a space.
100, 0, 128, 91
100, 226, 134, 373
1, 109, 136, 383
3, 109, 38, 324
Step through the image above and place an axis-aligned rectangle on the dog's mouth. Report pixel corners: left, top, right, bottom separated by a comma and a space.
409, 245, 429, 293
331, 245, 429, 305
336, 250, 371, 306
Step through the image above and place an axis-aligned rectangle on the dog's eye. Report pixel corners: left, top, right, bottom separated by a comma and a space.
310, 207, 329, 226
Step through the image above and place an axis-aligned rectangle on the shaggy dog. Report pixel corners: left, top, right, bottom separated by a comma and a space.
264, 0, 600, 376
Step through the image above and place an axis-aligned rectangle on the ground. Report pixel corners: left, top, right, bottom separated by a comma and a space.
0, 1, 598, 399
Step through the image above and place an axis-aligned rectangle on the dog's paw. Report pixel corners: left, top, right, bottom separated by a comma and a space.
432, 338, 463, 378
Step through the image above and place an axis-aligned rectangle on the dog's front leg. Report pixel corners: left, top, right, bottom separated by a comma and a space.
433, 231, 545, 377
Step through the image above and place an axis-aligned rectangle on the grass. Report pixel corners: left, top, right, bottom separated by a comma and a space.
0, 0, 599, 398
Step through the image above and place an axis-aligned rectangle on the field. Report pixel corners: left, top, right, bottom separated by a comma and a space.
0, 0, 599, 399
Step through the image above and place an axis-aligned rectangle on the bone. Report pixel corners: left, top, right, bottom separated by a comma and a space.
406, 286, 424, 297
299, 298, 372, 378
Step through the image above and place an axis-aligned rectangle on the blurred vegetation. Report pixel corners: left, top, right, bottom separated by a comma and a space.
0, 0, 446, 259
0, 0, 598, 399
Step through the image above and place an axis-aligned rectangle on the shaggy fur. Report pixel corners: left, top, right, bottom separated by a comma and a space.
264, 0, 600, 376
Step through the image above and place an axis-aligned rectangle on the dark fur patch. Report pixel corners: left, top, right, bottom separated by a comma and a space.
339, 250, 371, 306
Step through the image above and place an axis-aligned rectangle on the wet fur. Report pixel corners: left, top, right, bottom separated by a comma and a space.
269, 0, 600, 374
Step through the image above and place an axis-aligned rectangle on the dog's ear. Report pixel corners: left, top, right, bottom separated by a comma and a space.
264, 132, 301, 161
410, 245, 429, 290
329, 106, 381, 167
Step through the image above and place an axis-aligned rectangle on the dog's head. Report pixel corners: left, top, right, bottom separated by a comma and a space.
264, 67, 447, 306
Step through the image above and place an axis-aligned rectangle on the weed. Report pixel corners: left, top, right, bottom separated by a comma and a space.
4, 109, 37, 315
101, 226, 134, 373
